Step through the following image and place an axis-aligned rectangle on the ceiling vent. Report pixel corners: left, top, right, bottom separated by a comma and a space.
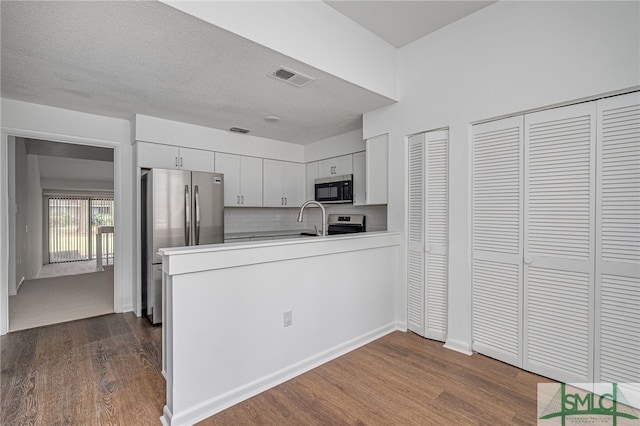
270, 66, 315, 87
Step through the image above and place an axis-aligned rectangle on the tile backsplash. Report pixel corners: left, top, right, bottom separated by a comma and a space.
224, 205, 387, 234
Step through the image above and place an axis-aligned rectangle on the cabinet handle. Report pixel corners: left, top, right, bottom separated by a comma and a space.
237, 195, 240, 205
524, 257, 533, 265
175, 156, 178, 167
241, 195, 244, 205
180, 157, 183, 168
281, 197, 284, 205
285, 197, 287, 205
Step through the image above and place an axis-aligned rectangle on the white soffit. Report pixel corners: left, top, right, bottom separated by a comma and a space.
162, 0, 399, 101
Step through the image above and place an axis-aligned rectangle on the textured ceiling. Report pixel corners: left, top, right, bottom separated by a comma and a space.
324, 1, 495, 48
1, 1, 494, 145
1, 1, 394, 145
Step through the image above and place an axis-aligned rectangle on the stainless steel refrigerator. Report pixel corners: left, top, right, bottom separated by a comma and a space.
141, 168, 224, 324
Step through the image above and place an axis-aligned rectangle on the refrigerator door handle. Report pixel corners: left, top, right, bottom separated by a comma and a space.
185, 184, 191, 245
194, 185, 201, 245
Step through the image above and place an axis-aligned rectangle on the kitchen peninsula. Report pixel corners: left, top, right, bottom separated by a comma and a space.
158, 231, 401, 426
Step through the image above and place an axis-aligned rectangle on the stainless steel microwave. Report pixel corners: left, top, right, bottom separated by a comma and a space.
314, 174, 353, 203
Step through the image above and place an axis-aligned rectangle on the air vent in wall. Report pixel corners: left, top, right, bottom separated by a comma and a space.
270, 66, 315, 87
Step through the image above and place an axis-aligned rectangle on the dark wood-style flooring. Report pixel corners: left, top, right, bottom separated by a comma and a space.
1, 313, 554, 425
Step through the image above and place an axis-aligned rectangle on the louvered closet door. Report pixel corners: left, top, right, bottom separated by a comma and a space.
472, 116, 523, 366
408, 133, 425, 335
595, 92, 640, 384
424, 130, 448, 341
523, 103, 596, 383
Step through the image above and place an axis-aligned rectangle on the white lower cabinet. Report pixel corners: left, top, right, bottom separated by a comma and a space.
263, 159, 304, 207
471, 91, 640, 384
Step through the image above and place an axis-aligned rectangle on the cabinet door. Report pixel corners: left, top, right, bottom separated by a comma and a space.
318, 158, 335, 178
595, 92, 640, 384
180, 147, 215, 173
352, 151, 366, 205
305, 162, 318, 202
282, 161, 305, 207
214, 153, 241, 206
137, 142, 179, 169
523, 102, 596, 383
240, 156, 263, 207
318, 155, 352, 178
472, 116, 523, 367
366, 134, 388, 204
333, 155, 353, 176
262, 159, 284, 207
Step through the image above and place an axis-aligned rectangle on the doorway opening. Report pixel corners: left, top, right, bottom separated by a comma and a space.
7, 137, 116, 331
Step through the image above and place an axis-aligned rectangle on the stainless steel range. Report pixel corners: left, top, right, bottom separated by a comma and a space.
327, 214, 366, 235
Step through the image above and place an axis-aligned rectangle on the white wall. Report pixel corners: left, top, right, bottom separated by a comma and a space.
162, 0, 397, 101
362, 1, 640, 352
26, 154, 42, 281
304, 129, 365, 163
0, 98, 133, 334
135, 114, 304, 162
38, 156, 114, 186
9, 138, 28, 294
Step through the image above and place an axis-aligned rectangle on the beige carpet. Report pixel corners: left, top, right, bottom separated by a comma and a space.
38, 259, 113, 278
9, 268, 114, 331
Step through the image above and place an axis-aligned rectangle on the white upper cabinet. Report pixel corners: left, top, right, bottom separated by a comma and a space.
179, 147, 216, 172
137, 141, 214, 172
365, 134, 388, 205
318, 154, 352, 178
263, 159, 304, 207
305, 162, 318, 202
352, 151, 366, 205
215, 153, 262, 207
282, 161, 305, 207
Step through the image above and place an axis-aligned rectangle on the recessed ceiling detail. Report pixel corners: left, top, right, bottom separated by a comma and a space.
270, 66, 315, 88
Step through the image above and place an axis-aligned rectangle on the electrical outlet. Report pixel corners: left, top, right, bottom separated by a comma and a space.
283, 310, 292, 327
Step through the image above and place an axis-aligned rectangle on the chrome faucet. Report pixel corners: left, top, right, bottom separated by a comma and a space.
297, 200, 327, 236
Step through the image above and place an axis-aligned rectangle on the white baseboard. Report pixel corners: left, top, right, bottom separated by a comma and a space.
163, 322, 399, 426
444, 337, 473, 355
